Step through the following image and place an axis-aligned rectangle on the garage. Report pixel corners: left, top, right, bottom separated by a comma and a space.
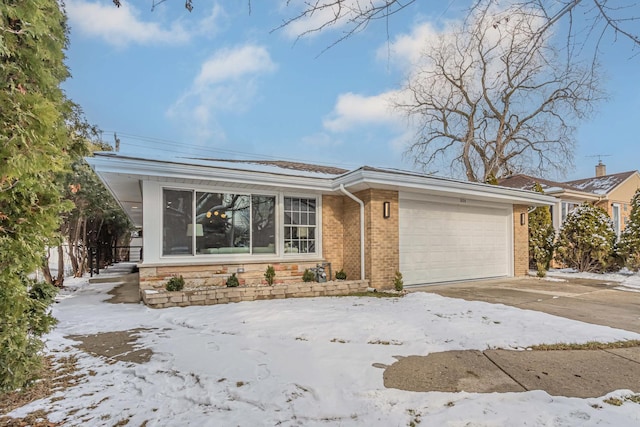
399, 194, 513, 286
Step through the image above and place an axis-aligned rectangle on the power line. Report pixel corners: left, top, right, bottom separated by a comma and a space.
99, 131, 363, 169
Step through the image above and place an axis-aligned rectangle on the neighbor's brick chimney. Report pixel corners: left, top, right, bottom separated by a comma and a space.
595, 161, 606, 177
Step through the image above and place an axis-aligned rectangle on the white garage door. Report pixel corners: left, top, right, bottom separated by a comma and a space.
399, 197, 512, 285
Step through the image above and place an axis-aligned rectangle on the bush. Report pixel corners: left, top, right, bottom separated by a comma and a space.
393, 271, 404, 292
264, 265, 276, 286
0, 277, 59, 392
618, 188, 640, 271
528, 184, 555, 277
226, 273, 239, 287
335, 269, 347, 280
554, 203, 616, 272
302, 269, 316, 282
165, 275, 185, 292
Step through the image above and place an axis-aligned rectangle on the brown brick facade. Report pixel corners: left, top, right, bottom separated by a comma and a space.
355, 189, 399, 289
513, 205, 529, 276
321, 190, 400, 289
321, 195, 345, 277
342, 195, 363, 281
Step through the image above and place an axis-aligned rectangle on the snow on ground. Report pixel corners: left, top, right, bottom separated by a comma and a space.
547, 268, 640, 292
7, 272, 640, 426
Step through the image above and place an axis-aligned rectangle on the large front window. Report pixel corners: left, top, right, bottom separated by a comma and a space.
163, 189, 193, 255
163, 189, 276, 256
284, 197, 317, 254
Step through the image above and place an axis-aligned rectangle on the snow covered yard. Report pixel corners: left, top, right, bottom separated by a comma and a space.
6, 273, 640, 426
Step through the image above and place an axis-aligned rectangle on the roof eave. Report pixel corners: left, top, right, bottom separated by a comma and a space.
86, 154, 335, 192
334, 169, 556, 206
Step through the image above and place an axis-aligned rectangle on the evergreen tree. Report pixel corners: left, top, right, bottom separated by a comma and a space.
617, 188, 640, 271
554, 203, 616, 273
528, 183, 555, 277
0, 0, 74, 391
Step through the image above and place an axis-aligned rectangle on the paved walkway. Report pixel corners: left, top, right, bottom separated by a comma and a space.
382, 276, 640, 396
411, 276, 640, 333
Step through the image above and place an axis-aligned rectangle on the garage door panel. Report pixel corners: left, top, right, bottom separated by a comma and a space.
399, 198, 511, 285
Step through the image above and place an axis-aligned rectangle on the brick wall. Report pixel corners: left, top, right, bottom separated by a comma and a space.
342, 195, 362, 281
321, 195, 345, 277
513, 205, 529, 276
354, 189, 399, 289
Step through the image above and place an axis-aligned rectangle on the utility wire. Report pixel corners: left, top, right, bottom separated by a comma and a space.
100, 131, 363, 169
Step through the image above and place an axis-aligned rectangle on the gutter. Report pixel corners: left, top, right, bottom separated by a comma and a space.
339, 184, 366, 281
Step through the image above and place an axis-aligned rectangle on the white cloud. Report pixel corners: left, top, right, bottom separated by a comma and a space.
194, 45, 277, 87
167, 44, 277, 144
323, 91, 404, 133
377, 22, 442, 71
66, 0, 223, 47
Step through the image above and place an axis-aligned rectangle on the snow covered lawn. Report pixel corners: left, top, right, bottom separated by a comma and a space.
7, 274, 640, 426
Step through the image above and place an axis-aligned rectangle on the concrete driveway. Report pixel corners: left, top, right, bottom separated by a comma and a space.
409, 276, 640, 333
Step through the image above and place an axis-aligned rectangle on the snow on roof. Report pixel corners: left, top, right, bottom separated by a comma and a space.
193, 158, 350, 176
499, 171, 639, 196
94, 152, 350, 179
497, 174, 576, 192
564, 171, 637, 195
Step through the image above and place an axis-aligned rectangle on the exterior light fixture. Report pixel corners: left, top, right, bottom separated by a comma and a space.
520, 213, 526, 226
383, 201, 391, 219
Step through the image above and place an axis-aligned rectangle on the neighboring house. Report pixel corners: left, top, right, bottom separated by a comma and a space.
87, 153, 553, 289
498, 163, 640, 237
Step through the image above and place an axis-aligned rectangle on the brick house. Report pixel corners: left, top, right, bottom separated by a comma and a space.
498, 163, 640, 237
88, 153, 553, 290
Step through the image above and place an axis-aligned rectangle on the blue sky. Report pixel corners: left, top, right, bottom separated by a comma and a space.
63, 0, 639, 181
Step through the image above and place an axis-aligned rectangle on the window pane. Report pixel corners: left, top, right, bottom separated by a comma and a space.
283, 197, 317, 254
163, 189, 193, 256
252, 195, 276, 254
197, 192, 250, 254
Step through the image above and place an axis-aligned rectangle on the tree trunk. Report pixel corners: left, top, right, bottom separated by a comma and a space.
77, 216, 88, 276
41, 247, 53, 284
54, 244, 65, 287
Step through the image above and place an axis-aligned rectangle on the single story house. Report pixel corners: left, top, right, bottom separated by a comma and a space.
498, 162, 640, 237
87, 153, 554, 289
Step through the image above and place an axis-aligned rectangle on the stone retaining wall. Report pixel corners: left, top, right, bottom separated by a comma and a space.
141, 280, 369, 308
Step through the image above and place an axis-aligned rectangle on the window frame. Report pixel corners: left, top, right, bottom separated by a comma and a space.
159, 186, 321, 260
282, 195, 319, 256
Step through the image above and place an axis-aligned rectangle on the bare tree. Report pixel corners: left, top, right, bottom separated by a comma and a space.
396, 2, 601, 182
122, 1, 639, 57
278, 1, 639, 51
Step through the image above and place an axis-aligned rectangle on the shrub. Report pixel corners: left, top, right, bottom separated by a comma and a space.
302, 269, 316, 282
528, 184, 555, 277
617, 188, 640, 271
165, 275, 185, 292
393, 271, 404, 292
264, 265, 276, 286
335, 269, 347, 280
226, 273, 240, 287
554, 203, 616, 272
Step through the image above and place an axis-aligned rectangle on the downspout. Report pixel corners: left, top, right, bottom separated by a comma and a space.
339, 184, 366, 281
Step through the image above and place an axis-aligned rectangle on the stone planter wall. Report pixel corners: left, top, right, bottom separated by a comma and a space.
141, 280, 370, 308
139, 261, 324, 290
